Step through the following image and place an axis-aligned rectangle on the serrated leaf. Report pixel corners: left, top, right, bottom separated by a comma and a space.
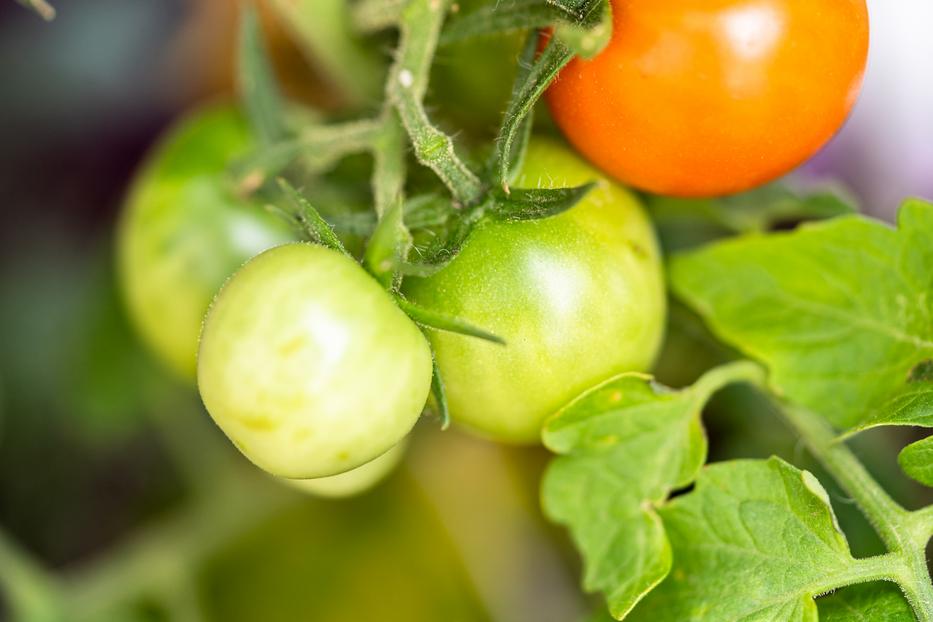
898, 435, 933, 487
671, 200, 933, 430
490, 184, 595, 222
238, 6, 287, 145
542, 362, 764, 619
629, 458, 855, 622
818, 582, 914, 621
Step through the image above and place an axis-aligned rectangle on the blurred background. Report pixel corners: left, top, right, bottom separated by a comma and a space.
0, 1, 931, 621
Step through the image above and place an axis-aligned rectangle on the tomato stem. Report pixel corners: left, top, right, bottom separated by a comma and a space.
776, 402, 933, 621
388, 0, 486, 206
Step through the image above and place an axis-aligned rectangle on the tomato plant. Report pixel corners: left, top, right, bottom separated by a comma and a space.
404, 138, 665, 443
198, 243, 432, 479
10, 2, 933, 622
546, 0, 870, 197
117, 104, 295, 379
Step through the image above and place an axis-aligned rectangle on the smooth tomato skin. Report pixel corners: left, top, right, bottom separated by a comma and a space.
198, 243, 432, 479
284, 442, 406, 498
546, 0, 869, 197
403, 139, 666, 443
117, 104, 295, 379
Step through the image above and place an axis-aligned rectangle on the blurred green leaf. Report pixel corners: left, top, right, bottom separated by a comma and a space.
238, 5, 286, 145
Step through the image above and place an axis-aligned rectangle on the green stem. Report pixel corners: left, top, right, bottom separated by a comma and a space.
0, 526, 63, 621
777, 403, 933, 621
372, 111, 407, 217
234, 118, 384, 194
388, 0, 484, 206
267, 0, 384, 108
811, 553, 907, 596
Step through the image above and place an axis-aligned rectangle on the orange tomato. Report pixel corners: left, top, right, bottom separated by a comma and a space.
546, 0, 869, 197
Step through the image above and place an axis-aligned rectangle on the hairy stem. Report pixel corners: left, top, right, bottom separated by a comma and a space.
372, 111, 407, 217
388, 0, 484, 206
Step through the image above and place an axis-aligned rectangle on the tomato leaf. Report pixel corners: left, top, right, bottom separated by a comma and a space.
238, 5, 287, 145
818, 581, 915, 621
542, 362, 764, 619
430, 359, 451, 430
275, 180, 348, 256
485, 31, 539, 184
629, 458, 859, 622
394, 297, 505, 345
898, 435, 933, 487
494, 34, 573, 190
490, 183, 595, 222
646, 181, 858, 253
671, 199, 933, 430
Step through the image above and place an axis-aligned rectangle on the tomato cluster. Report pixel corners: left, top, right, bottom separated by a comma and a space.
118, 0, 867, 496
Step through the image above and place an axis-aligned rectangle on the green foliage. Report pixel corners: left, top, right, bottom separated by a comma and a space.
671, 200, 933, 431
631, 458, 862, 621
819, 583, 915, 621
898, 436, 933, 487
542, 366, 747, 618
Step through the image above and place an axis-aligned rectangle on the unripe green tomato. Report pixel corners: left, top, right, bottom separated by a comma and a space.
198, 243, 433, 479
284, 442, 405, 498
117, 104, 295, 379
404, 139, 666, 443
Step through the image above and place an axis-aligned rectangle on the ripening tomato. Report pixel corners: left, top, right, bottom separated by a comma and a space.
117, 104, 295, 379
198, 243, 432, 479
546, 0, 870, 197
284, 442, 406, 498
403, 139, 666, 443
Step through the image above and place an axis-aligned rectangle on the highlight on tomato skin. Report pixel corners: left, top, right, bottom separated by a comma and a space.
546, 0, 870, 198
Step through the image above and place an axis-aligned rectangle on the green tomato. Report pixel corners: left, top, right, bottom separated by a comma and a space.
284, 442, 406, 498
403, 138, 666, 443
198, 243, 432, 479
117, 103, 295, 379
